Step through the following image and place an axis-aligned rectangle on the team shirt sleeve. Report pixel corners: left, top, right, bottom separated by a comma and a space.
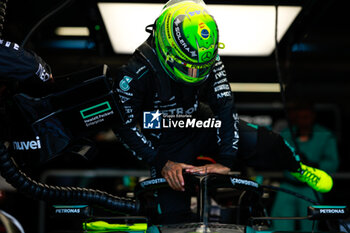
113, 68, 157, 165
205, 56, 239, 168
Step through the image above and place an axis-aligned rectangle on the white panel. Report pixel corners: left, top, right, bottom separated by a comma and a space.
98, 3, 301, 56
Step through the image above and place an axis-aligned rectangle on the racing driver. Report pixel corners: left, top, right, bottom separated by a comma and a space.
112, 0, 333, 223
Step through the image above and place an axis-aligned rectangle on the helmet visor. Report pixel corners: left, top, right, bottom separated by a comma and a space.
173, 60, 212, 79
170, 53, 216, 79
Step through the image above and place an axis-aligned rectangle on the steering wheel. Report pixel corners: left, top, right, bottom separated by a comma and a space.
134, 172, 262, 196
134, 172, 263, 224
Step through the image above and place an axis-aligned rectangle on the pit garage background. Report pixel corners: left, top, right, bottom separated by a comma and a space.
1, 0, 350, 232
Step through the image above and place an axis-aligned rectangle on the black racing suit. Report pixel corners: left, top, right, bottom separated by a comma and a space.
114, 37, 301, 223
0, 39, 52, 96
0, 39, 54, 167
115, 37, 239, 174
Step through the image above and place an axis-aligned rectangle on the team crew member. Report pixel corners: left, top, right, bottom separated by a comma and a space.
1, 37, 60, 175
114, 0, 333, 223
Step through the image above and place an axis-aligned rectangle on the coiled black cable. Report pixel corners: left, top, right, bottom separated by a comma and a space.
0, 0, 8, 38
0, 142, 140, 214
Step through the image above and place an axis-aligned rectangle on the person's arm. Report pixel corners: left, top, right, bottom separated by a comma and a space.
113, 66, 158, 165
203, 56, 239, 169
0, 39, 54, 97
115, 69, 197, 191
0, 39, 52, 83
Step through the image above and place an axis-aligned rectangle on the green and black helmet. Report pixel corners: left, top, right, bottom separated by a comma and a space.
154, 0, 221, 85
